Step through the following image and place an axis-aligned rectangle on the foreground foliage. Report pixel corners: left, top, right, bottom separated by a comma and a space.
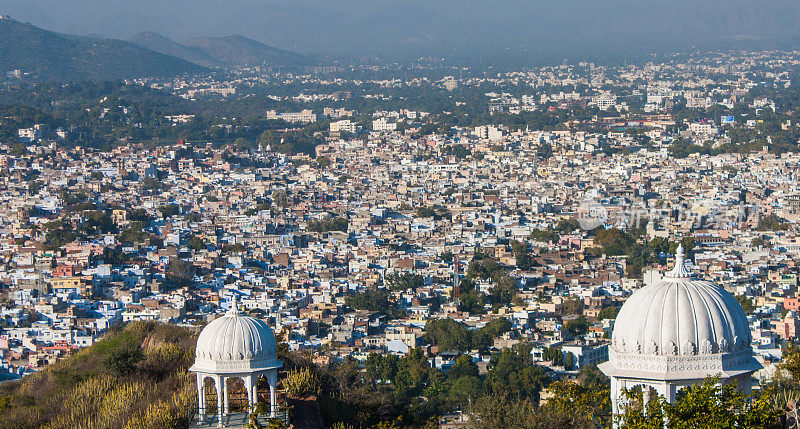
619, 380, 783, 429
0, 321, 197, 429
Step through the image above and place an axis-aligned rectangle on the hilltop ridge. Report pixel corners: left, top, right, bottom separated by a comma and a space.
0, 18, 206, 81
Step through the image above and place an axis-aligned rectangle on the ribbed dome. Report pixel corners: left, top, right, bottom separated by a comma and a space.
601, 245, 760, 380
191, 302, 280, 373
612, 246, 750, 357
612, 278, 750, 356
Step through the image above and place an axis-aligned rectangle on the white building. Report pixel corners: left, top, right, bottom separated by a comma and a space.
646, 94, 663, 105
689, 122, 718, 135
330, 119, 361, 134
599, 246, 760, 427
190, 300, 283, 426
594, 94, 617, 110
18, 124, 44, 143
373, 117, 397, 132
473, 125, 503, 141
266, 109, 317, 123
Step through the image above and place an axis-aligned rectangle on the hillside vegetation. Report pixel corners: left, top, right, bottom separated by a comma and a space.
0, 322, 198, 429
184, 35, 313, 67
129, 32, 224, 68
0, 19, 206, 81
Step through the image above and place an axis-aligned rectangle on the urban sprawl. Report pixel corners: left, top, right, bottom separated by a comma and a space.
4, 50, 800, 424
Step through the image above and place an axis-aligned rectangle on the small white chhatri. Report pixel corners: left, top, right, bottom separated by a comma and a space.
599, 245, 761, 426
190, 296, 282, 427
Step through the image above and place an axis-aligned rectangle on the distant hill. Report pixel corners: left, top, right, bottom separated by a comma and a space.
184, 34, 313, 67
129, 31, 223, 68
0, 0, 55, 27
0, 18, 206, 81
12, 0, 800, 62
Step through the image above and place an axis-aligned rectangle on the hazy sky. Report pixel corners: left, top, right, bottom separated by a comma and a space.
19, 0, 596, 23
3, 0, 799, 59
4, 0, 660, 34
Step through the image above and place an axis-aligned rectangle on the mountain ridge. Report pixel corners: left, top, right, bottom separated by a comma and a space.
128, 31, 224, 68
183, 34, 314, 67
0, 18, 206, 81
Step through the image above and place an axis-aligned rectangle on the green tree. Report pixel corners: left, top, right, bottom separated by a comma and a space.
486, 344, 548, 401
536, 142, 553, 159
510, 240, 537, 270
543, 346, 564, 366
345, 289, 402, 317
283, 367, 321, 398
159, 203, 180, 218
735, 295, 755, 315
102, 342, 143, 377
555, 218, 580, 233
563, 352, 575, 370
620, 379, 782, 429
118, 221, 148, 243
128, 208, 150, 223
307, 218, 348, 233
757, 213, 790, 231
443, 144, 471, 160
415, 206, 437, 218
44, 220, 77, 249
424, 318, 471, 352
186, 235, 206, 251
594, 228, 634, 256
78, 210, 116, 236
448, 355, 479, 379
458, 287, 486, 315
598, 306, 620, 320
449, 376, 483, 406
385, 272, 425, 291
530, 228, 559, 243
565, 315, 590, 337
316, 156, 331, 169
489, 272, 518, 305
165, 259, 196, 287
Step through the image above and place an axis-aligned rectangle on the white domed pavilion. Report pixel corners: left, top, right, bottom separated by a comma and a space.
190, 297, 282, 427
599, 245, 760, 424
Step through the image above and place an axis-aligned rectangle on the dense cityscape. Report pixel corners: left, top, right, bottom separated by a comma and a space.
5, 29, 800, 428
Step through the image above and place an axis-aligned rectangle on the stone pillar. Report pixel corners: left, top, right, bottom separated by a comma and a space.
250, 376, 259, 411
244, 376, 253, 412
215, 375, 224, 428
617, 378, 628, 429
738, 374, 752, 395
663, 383, 677, 427
223, 377, 229, 414
610, 377, 618, 429
267, 370, 278, 417
610, 377, 618, 414
642, 385, 651, 417
663, 383, 676, 405
196, 373, 205, 422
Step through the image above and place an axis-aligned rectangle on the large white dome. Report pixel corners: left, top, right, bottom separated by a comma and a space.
190, 303, 280, 373
602, 245, 761, 380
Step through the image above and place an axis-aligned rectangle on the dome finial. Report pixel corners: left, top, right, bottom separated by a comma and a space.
228, 294, 240, 316
666, 243, 691, 278
675, 243, 685, 263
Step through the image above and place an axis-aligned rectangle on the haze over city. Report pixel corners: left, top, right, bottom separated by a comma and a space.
4, 0, 800, 59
